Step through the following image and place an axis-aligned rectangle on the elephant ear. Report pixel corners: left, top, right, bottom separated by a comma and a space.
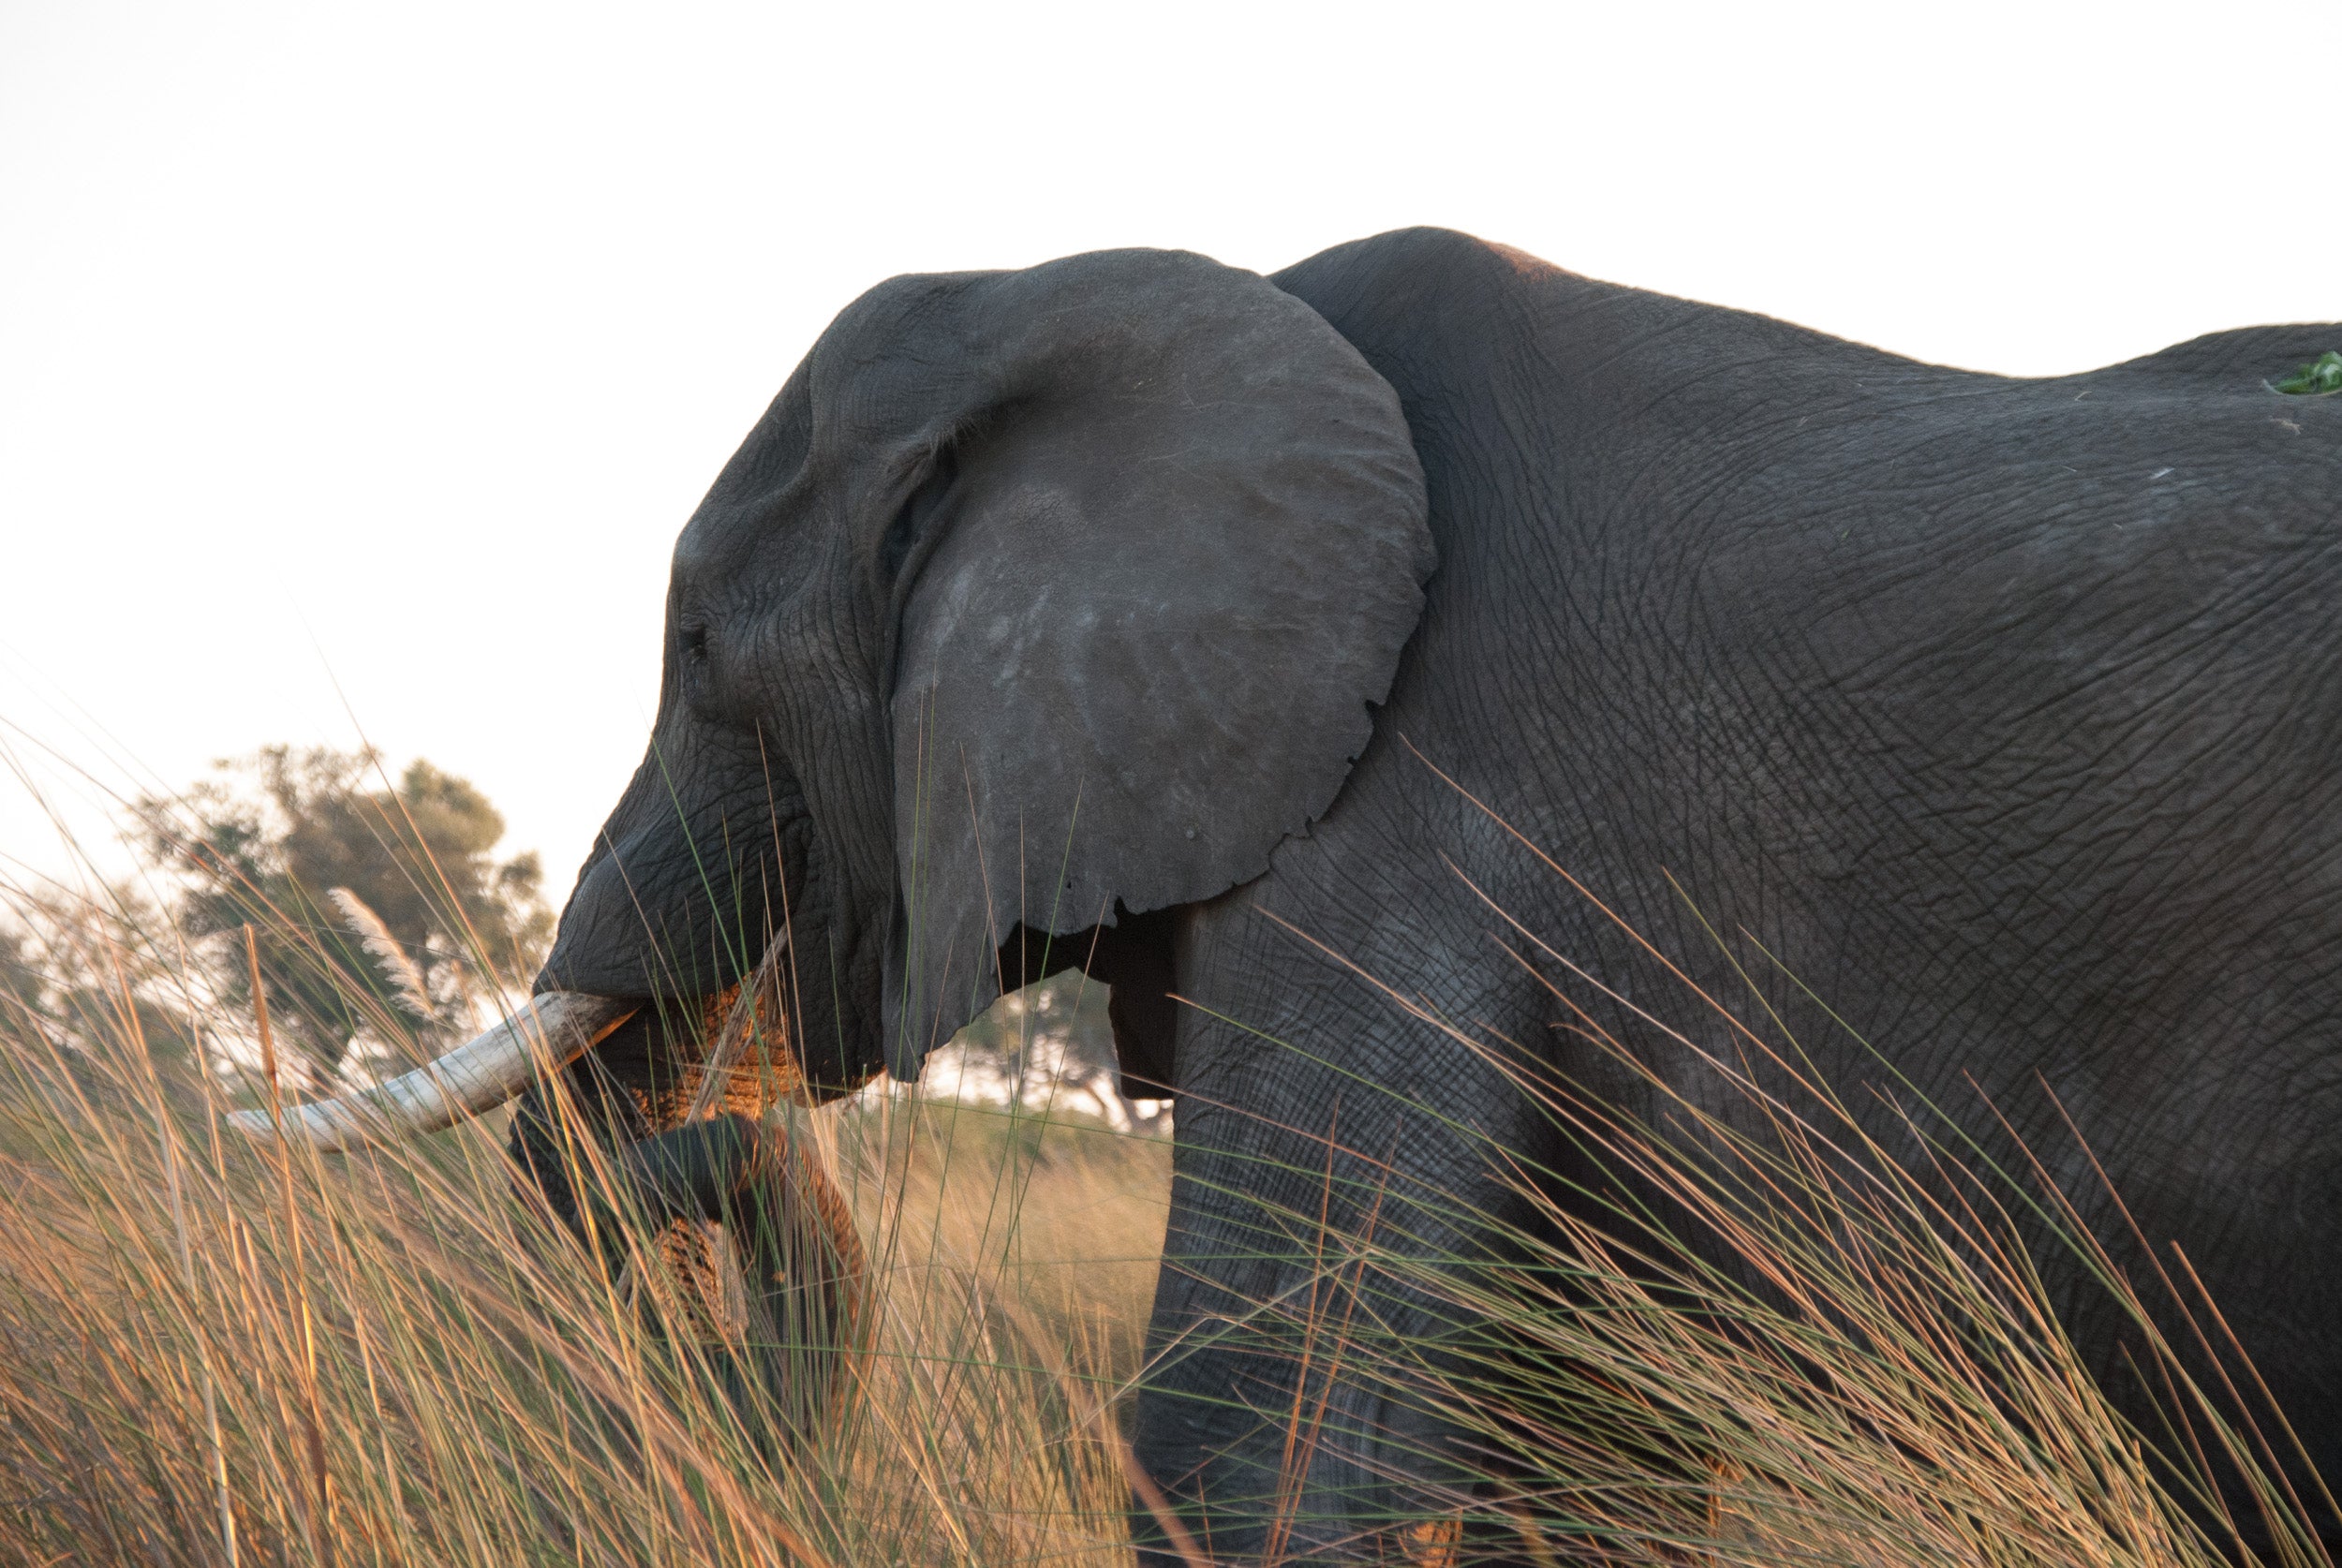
885, 249, 1432, 1070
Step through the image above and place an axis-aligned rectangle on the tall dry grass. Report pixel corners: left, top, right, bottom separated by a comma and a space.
0, 851, 2329, 1565
0, 891, 1169, 1565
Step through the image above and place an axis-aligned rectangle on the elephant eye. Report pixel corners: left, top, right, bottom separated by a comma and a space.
680, 622, 710, 663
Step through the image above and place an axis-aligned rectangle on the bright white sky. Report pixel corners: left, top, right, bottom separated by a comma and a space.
6, 1, 2338, 906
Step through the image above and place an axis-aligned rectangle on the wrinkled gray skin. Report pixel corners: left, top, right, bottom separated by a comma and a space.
529, 228, 2342, 1558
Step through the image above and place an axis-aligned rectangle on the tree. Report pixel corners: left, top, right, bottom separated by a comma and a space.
138, 746, 553, 1080
0, 884, 203, 1096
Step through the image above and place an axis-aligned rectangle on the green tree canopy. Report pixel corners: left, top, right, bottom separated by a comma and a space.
138, 746, 553, 1079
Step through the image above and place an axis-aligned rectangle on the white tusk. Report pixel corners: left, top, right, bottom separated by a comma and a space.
229, 991, 638, 1151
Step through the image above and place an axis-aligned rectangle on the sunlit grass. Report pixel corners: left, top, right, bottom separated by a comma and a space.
0, 833, 2329, 1565
0, 956, 1167, 1566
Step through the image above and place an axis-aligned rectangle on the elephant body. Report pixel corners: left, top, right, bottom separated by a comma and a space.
530, 228, 2342, 1558
1142, 231, 2342, 1550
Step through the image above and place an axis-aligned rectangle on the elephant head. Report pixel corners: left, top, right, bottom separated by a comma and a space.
535, 246, 1431, 1085
235, 246, 1431, 1449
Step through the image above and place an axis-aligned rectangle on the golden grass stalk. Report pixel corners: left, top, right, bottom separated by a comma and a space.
246, 922, 335, 1565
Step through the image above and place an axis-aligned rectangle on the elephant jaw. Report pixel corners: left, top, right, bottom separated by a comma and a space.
227, 992, 641, 1150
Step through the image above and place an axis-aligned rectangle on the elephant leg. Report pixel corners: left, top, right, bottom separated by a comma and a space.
1110, 878, 1563, 1566
1129, 1021, 1533, 1566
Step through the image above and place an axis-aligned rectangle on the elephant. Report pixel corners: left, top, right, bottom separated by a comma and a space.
249, 228, 2342, 1560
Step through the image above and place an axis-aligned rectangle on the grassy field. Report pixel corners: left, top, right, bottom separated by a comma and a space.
0, 990, 1167, 1566
0, 882, 2330, 1566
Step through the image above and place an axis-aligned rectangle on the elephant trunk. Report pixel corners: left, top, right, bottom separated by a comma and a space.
228, 991, 639, 1149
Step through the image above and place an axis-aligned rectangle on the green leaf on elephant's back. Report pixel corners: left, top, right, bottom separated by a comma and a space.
2272, 349, 2342, 395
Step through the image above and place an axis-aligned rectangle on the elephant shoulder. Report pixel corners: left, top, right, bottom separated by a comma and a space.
1274, 226, 1556, 295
